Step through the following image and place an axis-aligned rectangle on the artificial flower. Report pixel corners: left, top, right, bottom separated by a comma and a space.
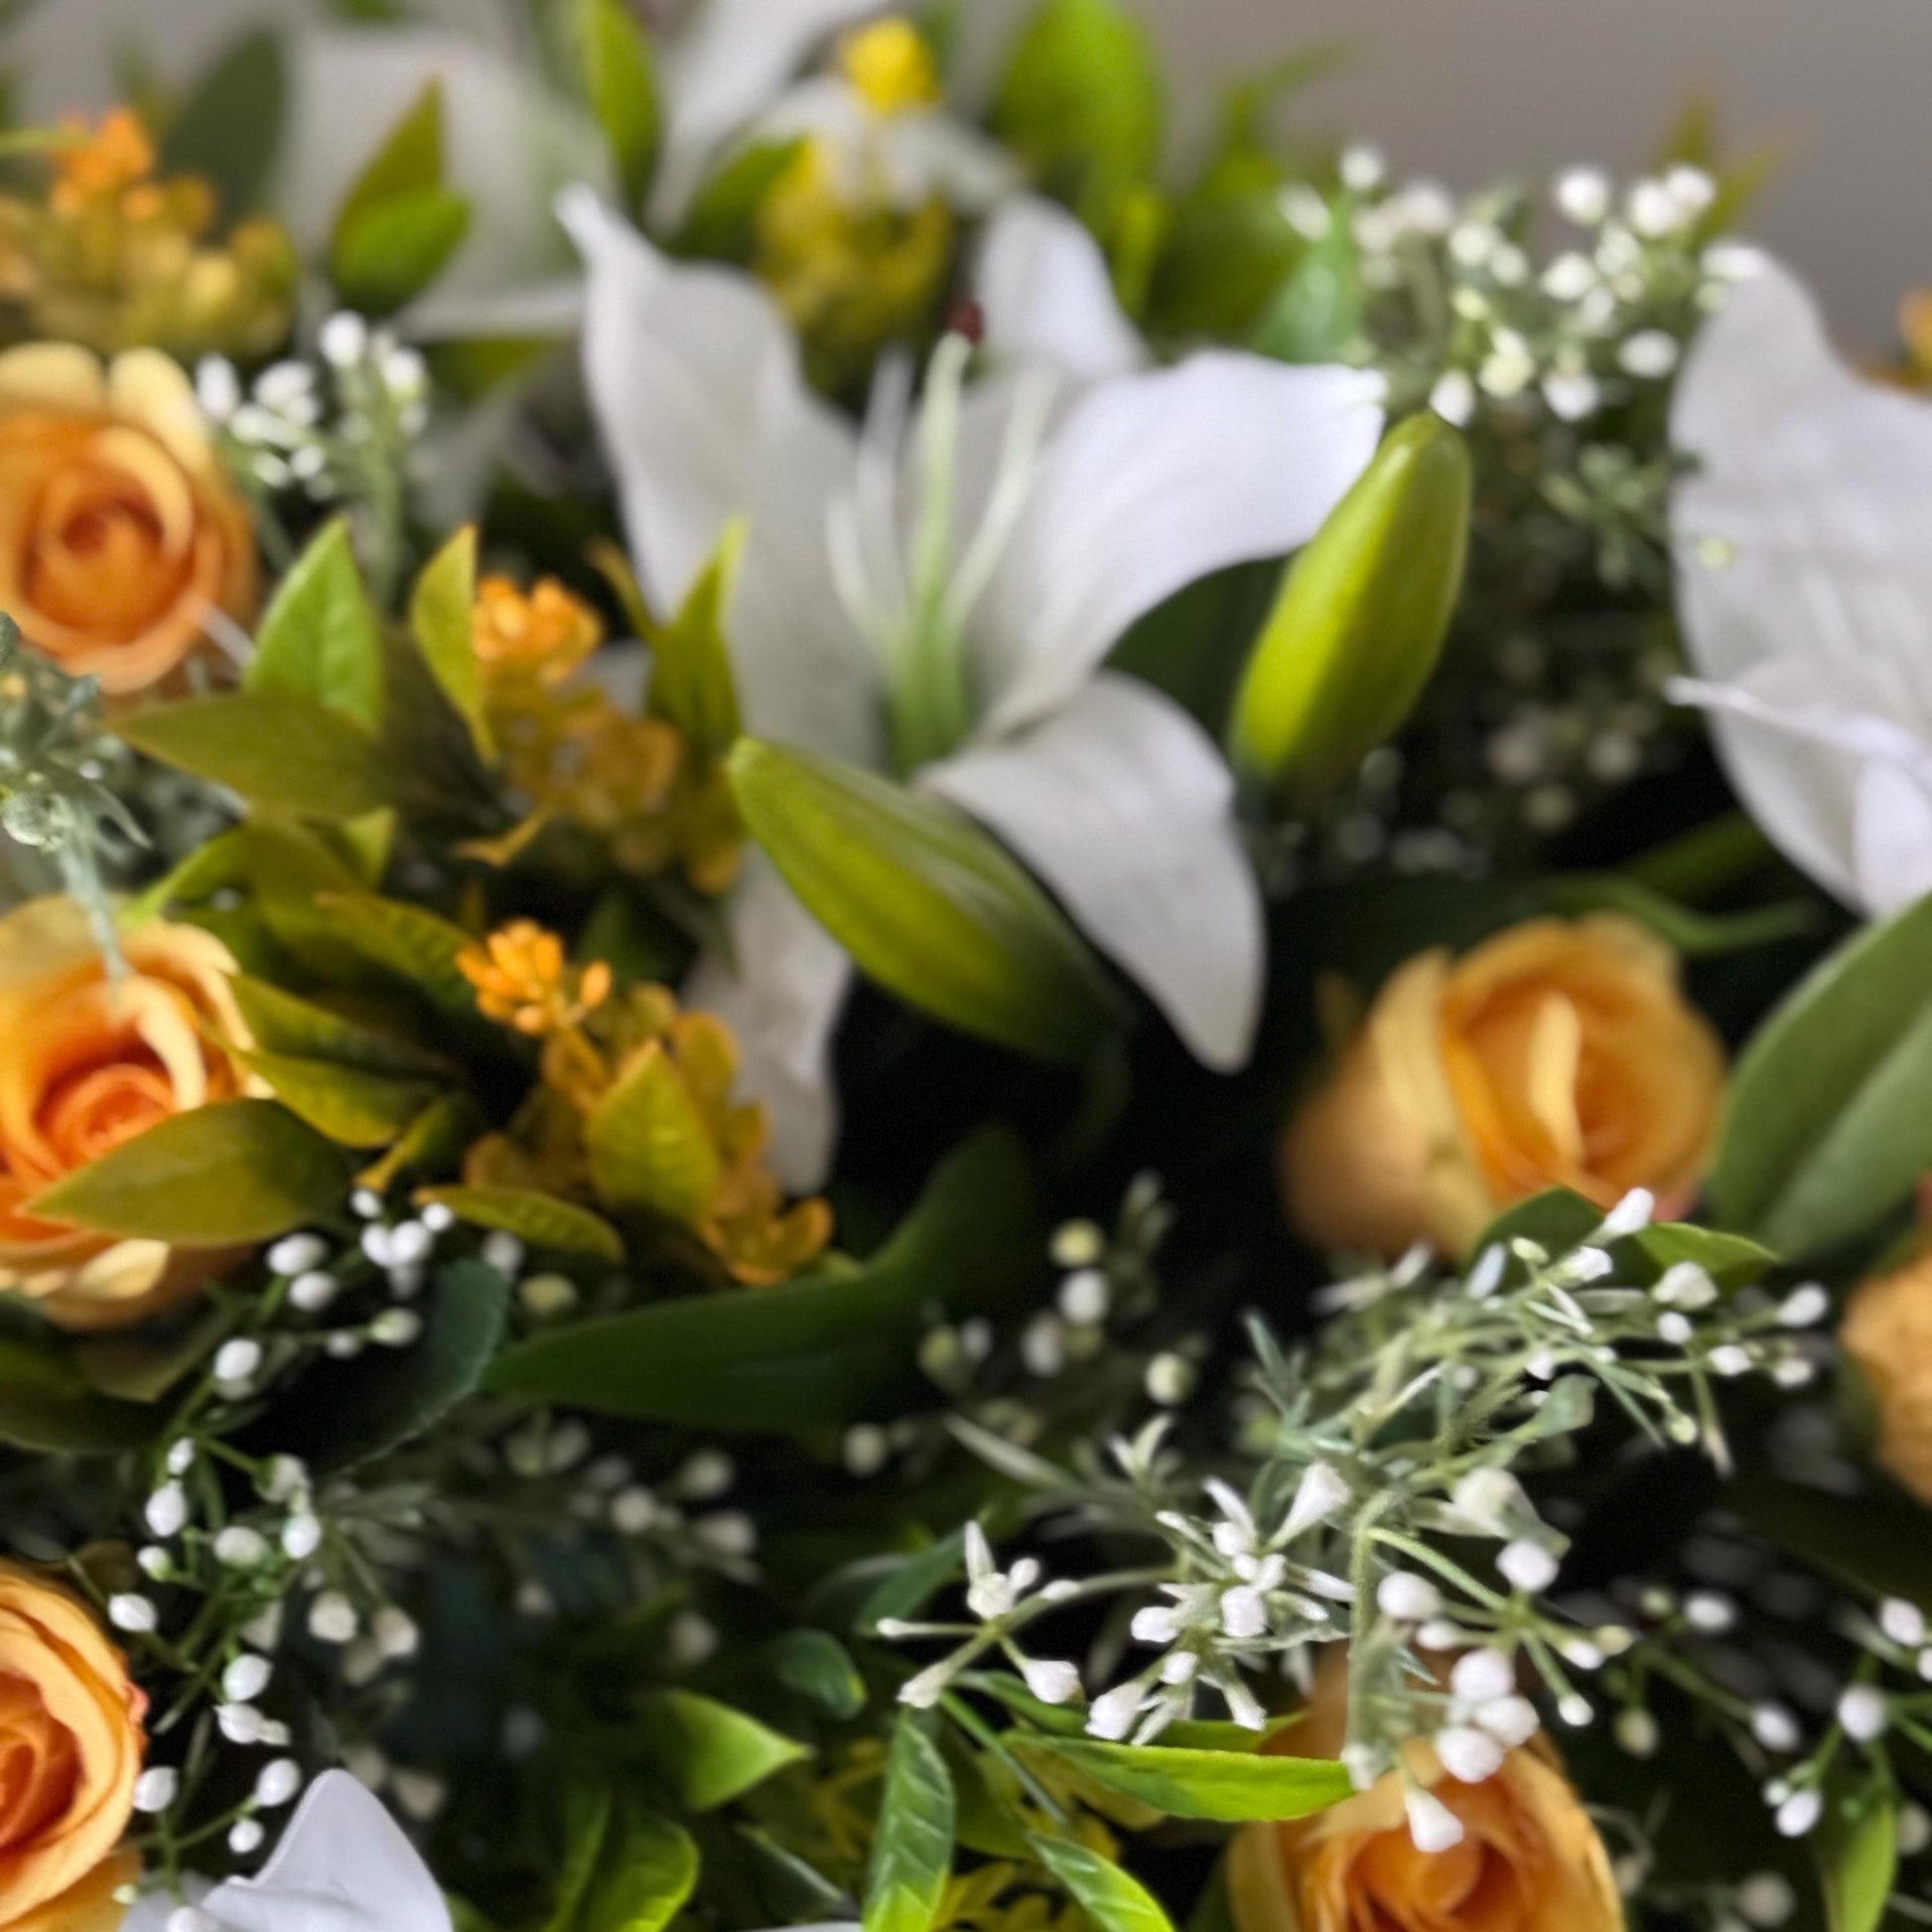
0, 1565, 144, 1930
0, 897, 258, 1330
1672, 252, 1932, 915
1226, 1660, 1620, 1932
0, 343, 255, 696
1283, 916, 1725, 1258
569, 187, 1384, 1181
122, 1771, 450, 1932
1842, 1242, 1932, 1504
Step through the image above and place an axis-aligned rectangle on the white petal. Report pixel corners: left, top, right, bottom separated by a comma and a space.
686, 857, 855, 1188
199, 1771, 449, 1932
1674, 256, 1932, 908
655, 0, 888, 225
975, 354, 1386, 736
1854, 759, 1932, 915
564, 193, 886, 765
923, 675, 1264, 1068
878, 111, 1023, 214
975, 196, 1148, 383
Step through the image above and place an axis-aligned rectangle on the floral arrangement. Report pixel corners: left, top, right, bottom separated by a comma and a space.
0, 4, 1928, 1930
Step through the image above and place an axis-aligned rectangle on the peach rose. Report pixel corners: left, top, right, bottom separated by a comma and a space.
0, 898, 256, 1331
0, 343, 255, 695
1842, 1245, 1932, 1504
1227, 1662, 1620, 1932
0, 1566, 144, 1930
1282, 916, 1725, 1258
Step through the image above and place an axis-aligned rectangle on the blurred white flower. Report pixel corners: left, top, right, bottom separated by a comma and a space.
1673, 254, 1932, 915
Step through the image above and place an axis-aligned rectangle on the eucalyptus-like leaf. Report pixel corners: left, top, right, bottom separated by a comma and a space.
249, 518, 386, 731
1230, 413, 1471, 808
864, 1715, 954, 1932
729, 739, 1121, 1063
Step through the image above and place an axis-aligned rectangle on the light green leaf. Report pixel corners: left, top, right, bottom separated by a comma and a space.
992, 0, 1164, 200
1231, 414, 1470, 807
416, 1186, 623, 1265
410, 526, 488, 760
249, 518, 385, 731
230, 977, 450, 1078
1820, 1781, 1897, 1932
584, 1043, 719, 1226
864, 1715, 955, 1932
729, 740, 1120, 1063
237, 1051, 438, 1149
675, 139, 805, 262
542, 1778, 613, 1932
157, 30, 286, 214
633, 1692, 806, 1812
487, 1131, 1041, 1429
1026, 1739, 1349, 1823
116, 692, 398, 819
30, 1100, 349, 1243
316, 893, 481, 1019
649, 523, 743, 755
128, 827, 250, 921
333, 77, 444, 244
335, 187, 472, 317
577, 0, 660, 213
1711, 895, 1932, 1256
1028, 1833, 1173, 1932
1248, 200, 1361, 364
583, 1808, 697, 1932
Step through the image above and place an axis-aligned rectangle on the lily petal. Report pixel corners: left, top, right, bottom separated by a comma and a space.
655, 0, 888, 225
924, 673, 1264, 1068
975, 195, 1148, 382
565, 192, 885, 765
1673, 255, 1932, 910
686, 857, 855, 1189
973, 354, 1386, 737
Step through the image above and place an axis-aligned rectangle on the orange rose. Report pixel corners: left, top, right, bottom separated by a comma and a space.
1282, 916, 1725, 1258
0, 1566, 144, 1929
0, 343, 255, 695
0, 898, 257, 1331
1227, 1662, 1620, 1932
1842, 1245, 1932, 1504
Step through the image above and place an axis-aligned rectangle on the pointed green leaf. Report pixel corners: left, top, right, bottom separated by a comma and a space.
30, 1100, 349, 1243
583, 1807, 697, 1932
237, 1051, 439, 1149
992, 0, 1164, 199
633, 1693, 806, 1812
864, 1715, 954, 1932
1231, 413, 1470, 808
675, 139, 806, 262
729, 739, 1120, 1062
333, 77, 445, 243
335, 187, 473, 316
0, 1336, 158, 1454
410, 525, 488, 760
116, 692, 398, 819
1025, 1739, 1349, 1823
1249, 200, 1361, 363
157, 30, 287, 215
1028, 1834, 1173, 1932
249, 519, 385, 730
128, 827, 250, 921
316, 893, 480, 1018
649, 523, 743, 755
416, 1186, 624, 1265
230, 977, 451, 1078
577, 0, 660, 213
1820, 1780, 1897, 1932
542, 1778, 612, 1932
766, 1629, 866, 1719
584, 1042, 720, 1225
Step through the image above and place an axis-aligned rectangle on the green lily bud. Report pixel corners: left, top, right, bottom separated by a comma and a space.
1229, 412, 1471, 809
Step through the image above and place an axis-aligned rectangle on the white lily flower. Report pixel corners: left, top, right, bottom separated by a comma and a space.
122, 1771, 449, 1931
1672, 253, 1932, 915
569, 189, 1384, 1181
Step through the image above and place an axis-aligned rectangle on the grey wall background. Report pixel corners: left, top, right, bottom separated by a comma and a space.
13, 0, 1929, 346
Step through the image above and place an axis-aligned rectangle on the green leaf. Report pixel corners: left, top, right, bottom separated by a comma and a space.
1472, 1188, 1773, 1292
582, 1807, 697, 1932
543, 1778, 613, 1932
964, 1677, 1278, 1753
416, 1186, 623, 1265
128, 827, 250, 921
316, 893, 480, 1019
584, 1043, 718, 1226
333, 77, 445, 243
249, 519, 385, 731
410, 526, 488, 760
729, 740, 1120, 1063
157, 30, 286, 214
1543, 873, 1821, 958
116, 692, 399, 819
649, 523, 743, 755
488, 1131, 1042, 1429
675, 139, 806, 263
1231, 414, 1470, 808
335, 188, 473, 317
237, 1051, 438, 1149
577, 0, 660, 213
864, 1715, 955, 1932
73, 1308, 232, 1404
1028, 1833, 1173, 1932
633, 1692, 806, 1812
1711, 895, 1932, 1257
273, 1258, 510, 1470
0, 1336, 159, 1454
1025, 1739, 1349, 1823
992, 0, 1164, 200
1819, 1780, 1897, 1932
30, 1101, 348, 1244
230, 977, 450, 1079
766, 1629, 866, 1719
1248, 199, 1362, 364
733, 1826, 847, 1925
1733, 1466, 1932, 1609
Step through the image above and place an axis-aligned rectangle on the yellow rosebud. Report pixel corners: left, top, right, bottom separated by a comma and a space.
840, 18, 942, 116
1282, 915, 1725, 1258
1227, 1660, 1621, 1932
1843, 1244, 1932, 1503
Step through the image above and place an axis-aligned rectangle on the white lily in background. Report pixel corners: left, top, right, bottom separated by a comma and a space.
1672, 253, 1932, 915
568, 187, 1385, 1182
123, 1771, 450, 1932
